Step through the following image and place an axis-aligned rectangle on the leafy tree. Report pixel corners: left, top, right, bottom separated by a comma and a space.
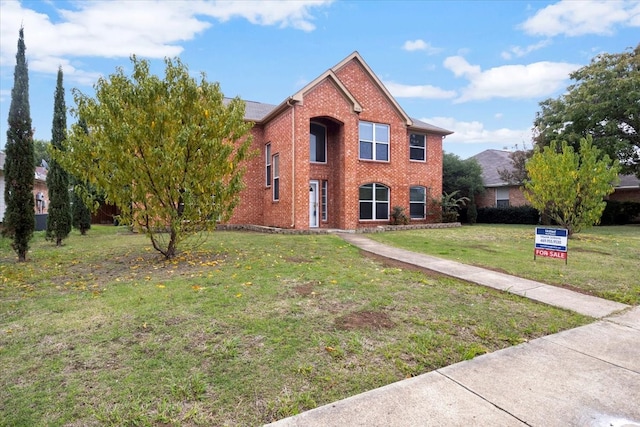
442, 152, 484, 199
56, 56, 253, 259
46, 67, 72, 246
33, 139, 51, 168
2, 28, 35, 262
534, 44, 640, 177
524, 136, 620, 236
498, 144, 534, 185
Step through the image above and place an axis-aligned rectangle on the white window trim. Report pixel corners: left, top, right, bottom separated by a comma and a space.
310, 122, 327, 164
409, 186, 427, 219
265, 143, 272, 187
321, 180, 328, 221
359, 182, 390, 221
359, 121, 390, 162
273, 153, 280, 201
409, 133, 426, 162
495, 187, 509, 207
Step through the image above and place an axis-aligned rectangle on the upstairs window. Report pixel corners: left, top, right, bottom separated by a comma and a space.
359, 183, 389, 220
409, 134, 426, 161
359, 122, 389, 161
265, 143, 272, 187
410, 186, 427, 219
310, 123, 327, 163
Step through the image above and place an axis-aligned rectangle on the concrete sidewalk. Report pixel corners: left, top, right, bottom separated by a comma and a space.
266, 233, 639, 427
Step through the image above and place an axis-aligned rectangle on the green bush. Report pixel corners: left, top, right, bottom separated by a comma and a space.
477, 206, 540, 224
600, 200, 640, 225
390, 206, 409, 225
467, 203, 478, 225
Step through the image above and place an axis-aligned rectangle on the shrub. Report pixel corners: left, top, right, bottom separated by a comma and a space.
439, 191, 469, 223
477, 206, 540, 224
467, 203, 478, 225
390, 206, 409, 225
600, 200, 640, 225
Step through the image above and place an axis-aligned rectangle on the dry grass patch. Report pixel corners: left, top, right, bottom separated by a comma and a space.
0, 226, 591, 426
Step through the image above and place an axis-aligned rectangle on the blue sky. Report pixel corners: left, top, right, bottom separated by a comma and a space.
1, 0, 638, 159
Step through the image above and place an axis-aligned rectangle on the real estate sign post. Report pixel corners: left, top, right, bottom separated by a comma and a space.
534, 227, 568, 264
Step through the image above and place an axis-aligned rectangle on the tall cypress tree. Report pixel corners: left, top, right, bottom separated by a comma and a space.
71, 118, 92, 235
46, 67, 71, 245
2, 28, 35, 262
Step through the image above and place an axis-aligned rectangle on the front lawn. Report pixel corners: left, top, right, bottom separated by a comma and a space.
368, 224, 640, 305
1, 226, 590, 426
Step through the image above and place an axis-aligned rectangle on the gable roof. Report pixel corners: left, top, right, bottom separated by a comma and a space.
291, 69, 363, 114
470, 149, 514, 187
225, 51, 452, 135
331, 51, 409, 125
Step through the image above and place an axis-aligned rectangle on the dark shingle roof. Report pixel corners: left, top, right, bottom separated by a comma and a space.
470, 149, 514, 187
242, 99, 278, 121
471, 148, 640, 190
409, 118, 453, 136
618, 174, 640, 188
223, 98, 278, 122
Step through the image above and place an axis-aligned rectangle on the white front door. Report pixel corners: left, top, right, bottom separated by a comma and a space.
309, 180, 319, 228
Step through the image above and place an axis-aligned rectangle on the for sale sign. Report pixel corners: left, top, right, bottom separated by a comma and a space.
534, 227, 568, 263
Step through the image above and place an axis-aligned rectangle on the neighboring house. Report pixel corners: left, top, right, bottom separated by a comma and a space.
225, 52, 453, 230
0, 151, 49, 221
609, 174, 640, 202
471, 149, 528, 209
471, 148, 640, 208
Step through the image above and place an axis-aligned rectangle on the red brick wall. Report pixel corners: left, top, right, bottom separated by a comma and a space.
333, 59, 443, 228
227, 56, 444, 230
226, 127, 265, 225
475, 186, 528, 208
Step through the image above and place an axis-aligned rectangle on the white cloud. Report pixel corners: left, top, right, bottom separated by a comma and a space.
402, 39, 442, 54
0, 0, 332, 81
443, 56, 580, 102
501, 39, 552, 60
384, 81, 456, 100
521, 0, 640, 37
196, 0, 333, 32
443, 56, 481, 78
423, 116, 533, 145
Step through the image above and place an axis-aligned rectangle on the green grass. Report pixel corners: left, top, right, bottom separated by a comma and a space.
368, 224, 640, 305
1, 226, 591, 426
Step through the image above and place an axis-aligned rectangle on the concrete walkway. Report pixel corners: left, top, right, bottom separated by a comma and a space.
266, 233, 640, 427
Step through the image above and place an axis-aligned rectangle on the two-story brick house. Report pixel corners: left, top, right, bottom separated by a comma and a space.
226, 51, 452, 230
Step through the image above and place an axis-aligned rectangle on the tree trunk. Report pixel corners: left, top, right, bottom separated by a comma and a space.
165, 228, 178, 259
